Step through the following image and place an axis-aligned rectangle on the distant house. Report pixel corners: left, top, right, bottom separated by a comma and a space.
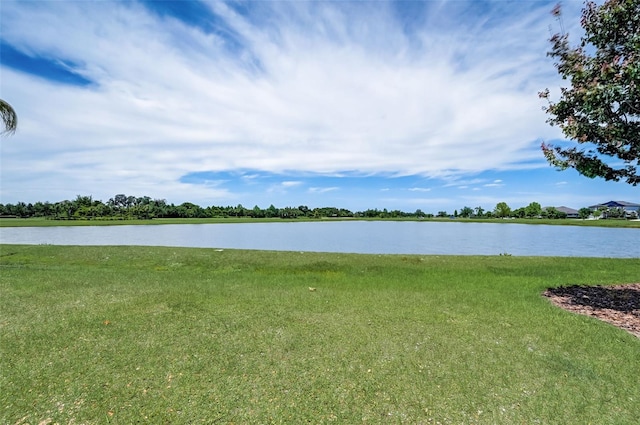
588, 200, 640, 218
555, 206, 579, 218
542, 206, 579, 218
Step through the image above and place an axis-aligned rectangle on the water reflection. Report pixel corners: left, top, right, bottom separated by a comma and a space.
0, 221, 638, 257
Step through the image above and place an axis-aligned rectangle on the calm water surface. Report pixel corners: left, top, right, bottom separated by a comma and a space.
1, 221, 638, 257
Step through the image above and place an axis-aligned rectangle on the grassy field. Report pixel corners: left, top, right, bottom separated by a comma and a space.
1, 245, 639, 424
1, 216, 639, 228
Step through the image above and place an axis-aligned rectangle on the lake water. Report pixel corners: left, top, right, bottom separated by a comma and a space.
1, 221, 638, 257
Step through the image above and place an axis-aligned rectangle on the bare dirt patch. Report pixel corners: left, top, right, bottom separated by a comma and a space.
544, 284, 640, 338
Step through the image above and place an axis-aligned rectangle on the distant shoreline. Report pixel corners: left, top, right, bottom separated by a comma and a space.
1, 216, 638, 229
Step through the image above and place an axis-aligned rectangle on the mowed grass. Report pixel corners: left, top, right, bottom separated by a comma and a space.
1, 245, 639, 424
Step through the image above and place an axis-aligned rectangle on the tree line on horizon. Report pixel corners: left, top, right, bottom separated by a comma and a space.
0, 194, 630, 221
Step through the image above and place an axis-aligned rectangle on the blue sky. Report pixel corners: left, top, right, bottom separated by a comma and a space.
1, 0, 637, 213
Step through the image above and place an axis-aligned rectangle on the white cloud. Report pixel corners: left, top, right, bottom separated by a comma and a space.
309, 187, 339, 194
0, 0, 581, 205
267, 181, 303, 193
484, 179, 505, 187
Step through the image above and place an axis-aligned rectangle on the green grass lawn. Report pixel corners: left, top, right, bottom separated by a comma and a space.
1, 245, 639, 424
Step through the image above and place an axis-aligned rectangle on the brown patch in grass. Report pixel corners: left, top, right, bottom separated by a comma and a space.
544, 283, 640, 338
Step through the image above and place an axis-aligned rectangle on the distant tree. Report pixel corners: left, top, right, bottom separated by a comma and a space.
153, 199, 168, 217
74, 195, 94, 208
126, 196, 136, 208
32, 201, 54, 218
459, 206, 474, 218
7, 201, 28, 218
512, 207, 527, 218
298, 205, 310, 217
56, 200, 73, 219
251, 205, 264, 218
606, 207, 625, 219
113, 194, 127, 209
0, 99, 17, 136
136, 196, 152, 206
266, 204, 279, 218
436, 211, 448, 218
474, 206, 485, 217
542, 206, 567, 219
525, 202, 542, 218
361, 208, 380, 218
540, 1, 640, 185
578, 207, 592, 219
233, 204, 246, 217
280, 206, 301, 218
493, 202, 511, 218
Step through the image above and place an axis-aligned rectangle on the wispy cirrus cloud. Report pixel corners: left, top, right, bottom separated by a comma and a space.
309, 187, 339, 194
3, 0, 635, 212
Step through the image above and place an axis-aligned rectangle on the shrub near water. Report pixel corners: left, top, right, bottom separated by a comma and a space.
1, 245, 639, 424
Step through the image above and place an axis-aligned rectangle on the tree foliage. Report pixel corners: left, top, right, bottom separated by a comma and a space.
493, 202, 511, 218
0, 99, 18, 136
540, 0, 640, 185
579, 207, 593, 219
459, 206, 474, 218
2, 193, 619, 221
525, 202, 542, 218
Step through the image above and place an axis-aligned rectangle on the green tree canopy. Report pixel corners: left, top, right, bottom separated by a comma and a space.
459, 206, 474, 218
525, 202, 542, 218
540, 0, 640, 185
493, 202, 511, 218
1, 99, 18, 136
578, 207, 592, 219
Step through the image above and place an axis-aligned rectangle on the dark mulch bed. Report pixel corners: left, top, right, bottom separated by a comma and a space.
544, 283, 640, 338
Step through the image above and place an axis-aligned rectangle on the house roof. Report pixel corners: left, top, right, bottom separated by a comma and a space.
588, 200, 640, 209
556, 206, 579, 215
542, 206, 579, 215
